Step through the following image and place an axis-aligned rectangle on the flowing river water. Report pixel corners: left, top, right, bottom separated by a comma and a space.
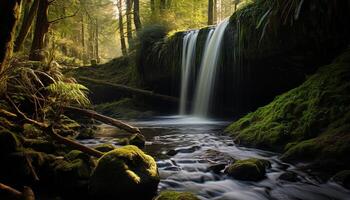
80, 116, 350, 200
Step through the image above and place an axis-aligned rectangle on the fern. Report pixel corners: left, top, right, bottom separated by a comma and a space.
46, 81, 90, 107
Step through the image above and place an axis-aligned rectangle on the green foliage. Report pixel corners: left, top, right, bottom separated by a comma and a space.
46, 81, 90, 107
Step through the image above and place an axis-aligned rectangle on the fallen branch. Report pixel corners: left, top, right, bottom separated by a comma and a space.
0, 183, 34, 200
65, 106, 140, 134
6, 94, 103, 158
48, 126, 103, 158
78, 76, 179, 104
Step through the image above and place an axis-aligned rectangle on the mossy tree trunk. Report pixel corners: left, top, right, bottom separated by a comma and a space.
14, 0, 39, 52
0, 0, 22, 73
29, 0, 49, 61
133, 0, 142, 32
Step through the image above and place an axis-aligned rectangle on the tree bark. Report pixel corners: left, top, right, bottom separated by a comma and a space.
117, 0, 128, 56
126, 0, 133, 49
14, 0, 39, 52
133, 0, 142, 32
0, 0, 22, 73
208, 0, 214, 25
29, 0, 49, 61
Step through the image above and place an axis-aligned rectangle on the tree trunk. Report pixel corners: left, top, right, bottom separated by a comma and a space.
29, 0, 49, 61
0, 0, 22, 73
117, 0, 127, 56
160, 0, 166, 12
126, 0, 133, 49
133, 0, 142, 32
95, 19, 99, 63
81, 14, 86, 64
14, 0, 40, 52
208, 0, 214, 25
150, 0, 155, 13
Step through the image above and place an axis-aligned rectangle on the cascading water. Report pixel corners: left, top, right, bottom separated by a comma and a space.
179, 30, 199, 115
193, 19, 229, 117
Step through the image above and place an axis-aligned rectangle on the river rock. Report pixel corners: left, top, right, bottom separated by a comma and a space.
154, 190, 200, 200
208, 163, 227, 174
166, 149, 178, 156
225, 158, 269, 181
89, 145, 160, 199
129, 133, 146, 149
93, 143, 115, 152
278, 171, 300, 182
332, 170, 350, 189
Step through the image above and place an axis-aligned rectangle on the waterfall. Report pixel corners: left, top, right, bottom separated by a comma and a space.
179, 30, 199, 115
193, 19, 229, 117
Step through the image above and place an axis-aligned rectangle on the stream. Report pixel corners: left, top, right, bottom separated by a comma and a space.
81, 116, 350, 200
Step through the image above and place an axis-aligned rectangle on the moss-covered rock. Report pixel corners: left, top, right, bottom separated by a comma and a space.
89, 145, 159, 199
93, 143, 115, 152
129, 133, 146, 149
226, 51, 350, 173
52, 151, 94, 197
225, 158, 269, 181
155, 190, 200, 200
0, 128, 20, 155
23, 138, 57, 153
332, 170, 350, 189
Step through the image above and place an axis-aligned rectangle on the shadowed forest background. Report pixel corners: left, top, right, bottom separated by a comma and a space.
0, 0, 350, 200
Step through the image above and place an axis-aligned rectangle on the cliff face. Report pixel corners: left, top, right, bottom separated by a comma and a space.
136, 0, 350, 117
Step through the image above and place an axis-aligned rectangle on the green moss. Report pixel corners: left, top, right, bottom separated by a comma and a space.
226, 51, 350, 171
155, 191, 200, 200
89, 145, 159, 199
225, 158, 269, 181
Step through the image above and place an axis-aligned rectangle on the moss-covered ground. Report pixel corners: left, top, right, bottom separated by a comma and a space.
226, 50, 350, 175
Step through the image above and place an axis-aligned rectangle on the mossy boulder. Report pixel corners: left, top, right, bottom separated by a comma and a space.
23, 138, 57, 153
225, 158, 269, 181
0, 128, 20, 155
93, 143, 115, 152
332, 170, 350, 189
129, 133, 146, 149
52, 151, 94, 197
154, 191, 200, 200
89, 145, 159, 199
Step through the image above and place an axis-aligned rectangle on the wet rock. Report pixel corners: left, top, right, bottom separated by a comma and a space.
113, 138, 129, 146
89, 145, 160, 200
129, 133, 146, 149
278, 171, 300, 182
154, 190, 200, 200
76, 127, 95, 139
208, 163, 227, 174
166, 149, 178, 156
225, 158, 269, 181
177, 146, 201, 154
0, 128, 19, 155
332, 170, 350, 189
201, 149, 235, 163
93, 143, 115, 152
